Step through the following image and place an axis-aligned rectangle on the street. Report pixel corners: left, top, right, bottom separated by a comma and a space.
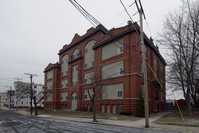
0, 109, 180, 133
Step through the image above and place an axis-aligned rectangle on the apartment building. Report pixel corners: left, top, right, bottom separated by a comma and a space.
13, 81, 44, 108
44, 22, 166, 114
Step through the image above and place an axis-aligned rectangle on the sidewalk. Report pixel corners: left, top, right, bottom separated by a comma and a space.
15, 109, 199, 133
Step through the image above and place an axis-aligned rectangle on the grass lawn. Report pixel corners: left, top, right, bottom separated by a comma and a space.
154, 108, 199, 127
37, 109, 141, 121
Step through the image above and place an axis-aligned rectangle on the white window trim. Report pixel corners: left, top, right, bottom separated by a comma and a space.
84, 79, 87, 84
84, 94, 87, 100
117, 67, 124, 76
118, 90, 123, 98
117, 45, 123, 54
92, 61, 94, 66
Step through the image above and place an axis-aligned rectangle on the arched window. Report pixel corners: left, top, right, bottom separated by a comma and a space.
73, 49, 80, 59
84, 40, 95, 69
61, 55, 68, 76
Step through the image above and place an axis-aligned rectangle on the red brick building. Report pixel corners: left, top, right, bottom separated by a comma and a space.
44, 22, 166, 114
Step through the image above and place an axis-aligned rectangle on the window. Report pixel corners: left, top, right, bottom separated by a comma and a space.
72, 96, 74, 100
62, 60, 64, 64
75, 96, 77, 100
76, 52, 79, 57
84, 95, 87, 99
117, 67, 124, 75
84, 104, 86, 108
161, 91, 164, 101
118, 104, 123, 113
61, 97, 63, 100
66, 83, 68, 88
34, 86, 37, 88
85, 48, 88, 53
117, 46, 123, 54
92, 61, 94, 66
76, 66, 78, 71
66, 71, 68, 75
66, 58, 68, 62
144, 45, 147, 58
75, 81, 78, 85
84, 79, 87, 84
118, 90, 123, 98
66, 96, 68, 101
72, 81, 75, 86
61, 72, 63, 76
154, 58, 158, 76
61, 84, 63, 88
84, 63, 88, 68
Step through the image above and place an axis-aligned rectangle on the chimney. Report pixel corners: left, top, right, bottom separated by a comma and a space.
150, 37, 153, 43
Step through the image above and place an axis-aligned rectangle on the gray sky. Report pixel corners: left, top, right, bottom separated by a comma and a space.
0, 0, 182, 98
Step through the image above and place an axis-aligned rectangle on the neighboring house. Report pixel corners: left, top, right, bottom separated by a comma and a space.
0, 92, 8, 107
7, 90, 15, 108
177, 99, 187, 107
44, 22, 166, 114
13, 81, 44, 108
166, 99, 175, 106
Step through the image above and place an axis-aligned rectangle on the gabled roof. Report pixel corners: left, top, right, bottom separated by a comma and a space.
44, 62, 60, 73
93, 22, 139, 49
58, 24, 108, 55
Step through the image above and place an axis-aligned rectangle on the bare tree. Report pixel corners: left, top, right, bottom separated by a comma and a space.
33, 91, 44, 115
14, 81, 44, 115
158, 0, 199, 115
86, 73, 104, 122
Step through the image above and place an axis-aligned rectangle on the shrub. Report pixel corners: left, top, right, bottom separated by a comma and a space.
119, 112, 132, 116
134, 90, 145, 117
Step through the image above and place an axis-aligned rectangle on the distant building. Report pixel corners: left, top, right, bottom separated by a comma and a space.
13, 81, 44, 108
166, 99, 175, 106
0, 92, 8, 107
6, 90, 15, 108
44, 22, 166, 113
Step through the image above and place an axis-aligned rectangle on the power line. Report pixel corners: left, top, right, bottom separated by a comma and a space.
69, 0, 141, 55
104, 2, 136, 26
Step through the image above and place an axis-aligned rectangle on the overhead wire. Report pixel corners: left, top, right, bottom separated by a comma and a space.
120, 0, 140, 37
69, 0, 141, 54
59, 0, 144, 82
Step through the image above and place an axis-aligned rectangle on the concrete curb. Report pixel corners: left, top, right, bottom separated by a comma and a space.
155, 122, 199, 127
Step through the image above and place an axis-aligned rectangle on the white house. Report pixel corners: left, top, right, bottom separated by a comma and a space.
13, 81, 44, 108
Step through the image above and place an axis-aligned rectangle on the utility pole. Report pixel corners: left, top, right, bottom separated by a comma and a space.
9, 86, 12, 110
24, 73, 38, 115
135, 0, 149, 128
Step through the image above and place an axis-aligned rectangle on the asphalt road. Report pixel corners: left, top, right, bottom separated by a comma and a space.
0, 109, 180, 133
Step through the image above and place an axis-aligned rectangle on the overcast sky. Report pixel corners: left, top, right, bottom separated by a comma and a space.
0, 0, 182, 98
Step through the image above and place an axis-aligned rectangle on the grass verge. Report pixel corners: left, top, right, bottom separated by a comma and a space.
37, 109, 141, 121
